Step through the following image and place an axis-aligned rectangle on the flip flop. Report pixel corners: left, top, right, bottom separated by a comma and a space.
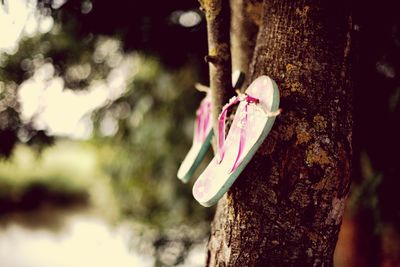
177, 71, 244, 183
192, 76, 280, 207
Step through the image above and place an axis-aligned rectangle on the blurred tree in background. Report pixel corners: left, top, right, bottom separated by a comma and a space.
1, 0, 213, 265
0, 0, 399, 266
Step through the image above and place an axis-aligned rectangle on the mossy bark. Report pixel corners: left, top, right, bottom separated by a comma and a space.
207, 0, 353, 266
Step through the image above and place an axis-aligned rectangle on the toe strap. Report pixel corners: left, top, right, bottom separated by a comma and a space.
217, 93, 259, 172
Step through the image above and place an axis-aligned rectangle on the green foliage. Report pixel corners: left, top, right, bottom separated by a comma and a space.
91, 55, 214, 229
348, 152, 384, 233
0, 142, 119, 219
0, 6, 213, 238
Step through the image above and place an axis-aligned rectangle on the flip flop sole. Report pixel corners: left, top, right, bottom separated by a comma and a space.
177, 130, 213, 183
193, 76, 280, 207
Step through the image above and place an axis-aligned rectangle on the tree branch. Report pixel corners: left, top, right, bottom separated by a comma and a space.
199, 0, 233, 147
230, 0, 262, 87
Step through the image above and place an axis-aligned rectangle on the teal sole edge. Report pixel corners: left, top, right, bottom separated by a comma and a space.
178, 130, 213, 183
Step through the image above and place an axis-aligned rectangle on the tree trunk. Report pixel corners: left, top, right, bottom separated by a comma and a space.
207, 0, 353, 266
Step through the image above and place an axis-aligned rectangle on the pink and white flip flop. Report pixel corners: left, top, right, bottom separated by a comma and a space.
177, 91, 213, 183
192, 76, 280, 206
177, 71, 245, 183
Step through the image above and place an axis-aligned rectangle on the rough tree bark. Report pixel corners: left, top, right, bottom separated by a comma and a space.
205, 0, 353, 266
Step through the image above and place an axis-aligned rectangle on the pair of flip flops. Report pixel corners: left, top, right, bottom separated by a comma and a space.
178, 74, 280, 207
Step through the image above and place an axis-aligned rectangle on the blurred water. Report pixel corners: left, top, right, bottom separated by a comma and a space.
0, 212, 154, 267
0, 209, 207, 267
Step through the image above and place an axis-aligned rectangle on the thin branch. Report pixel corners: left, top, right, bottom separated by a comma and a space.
199, 0, 233, 151
195, 83, 210, 92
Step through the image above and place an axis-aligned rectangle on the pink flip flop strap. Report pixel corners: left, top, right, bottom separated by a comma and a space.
195, 95, 212, 143
217, 96, 240, 162
231, 103, 247, 173
217, 94, 259, 172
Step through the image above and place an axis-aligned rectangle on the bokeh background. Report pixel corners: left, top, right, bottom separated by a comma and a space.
0, 0, 399, 266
